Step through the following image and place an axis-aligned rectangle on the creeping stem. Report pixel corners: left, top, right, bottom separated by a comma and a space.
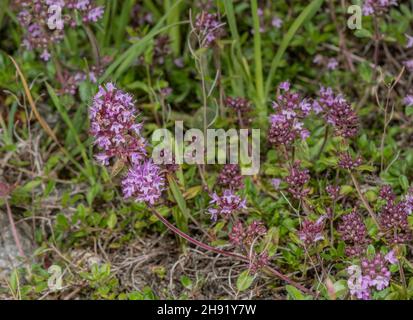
150, 207, 314, 295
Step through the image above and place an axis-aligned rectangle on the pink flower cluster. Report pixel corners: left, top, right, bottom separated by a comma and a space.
217, 164, 244, 191
249, 252, 269, 273
225, 97, 252, 126
298, 216, 326, 247
378, 185, 412, 244
90, 83, 147, 166
90, 83, 165, 206
208, 189, 247, 221
229, 220, 267, 246
338, 152, 363, 170
326, 185, 340, 200
225, 97, 251, 114
194, 12, 225, 47
121, 160, 165, 206
14, 0, 104, 61
313, 55, 339, 71
313, 87, 359, 139
348, 251, 397, 300
338, 209, 370, 257
362, 0, 398, 16
229, 219, 269, 273
268, 82, 313, 147
285, 161, 310, 200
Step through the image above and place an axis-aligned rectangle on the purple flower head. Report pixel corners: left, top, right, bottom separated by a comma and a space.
315, 87, 359, 138
385, 250, 398, 264
14, 0, 104, 61
90, 83, 147, 166
348, 252, 393, 300
298, 216, 326, 247
121, 160, 165, 205
338, 209, 370, 257
338, 152, 362, 170
147, 35, 171, 66
66, 0, 104, 24
268, 83, 315, 147
249, 251, 269, 273
271, 17, 283, 28
217, 164, 244, 191
194, 11, 225, 47
379, 185, 396, 202
225, 97, 251, 114
225, 96, 252, 126
404, 95, 413, 107
362, 0, 398, 16
131, 3, 154, 28
327, 58, 339, 70
271, 178, 282, 190
361, 253, 391, 291
40, 49, 51, 61
347, 265, 371, 300
84, 6, 104, 23
229, 221, 244, 246
379, 186, 412, 244
326, 185, 340, 200
229, 220, 267, 247
208, 189, 247, 221
405, 34, 413, 48
285, 161, 310, 200
404, 190, 413, 215
404, 59, 413, 73
279, 81, 290, 92
312, 55, 340, 71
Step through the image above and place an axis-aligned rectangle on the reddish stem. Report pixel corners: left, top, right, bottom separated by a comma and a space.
5, 198, 25, 258
150, 207, 314, 296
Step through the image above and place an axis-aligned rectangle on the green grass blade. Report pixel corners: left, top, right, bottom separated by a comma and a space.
46, 83, 96, 183
167, 174, 189, 238
251, 0, 265, 112
223, 0, 246, 94
98, 0, 113, 48
101, 0, 184, 82
223, 0, 241, 46
264, 0, 324, 98
115, 0, 135, 49
165, 0, 183, 56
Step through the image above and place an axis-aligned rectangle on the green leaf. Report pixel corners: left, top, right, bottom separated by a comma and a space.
405, 105, 413, 116
107, 213, 117, 229
236, 270, 254, 292
9, 269, 19, 294
354, 29, 373, 38
167, 174, 189, 229
399, 175, 409, 191
13, 179, 42, 195
356, 165, 375, 172
367, 244, 376, 259
333, 280, 348, 299
286, 285, 306, 300
180, 275, 193, 289
87, 183, 102, 206
340, 185, 354, 195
